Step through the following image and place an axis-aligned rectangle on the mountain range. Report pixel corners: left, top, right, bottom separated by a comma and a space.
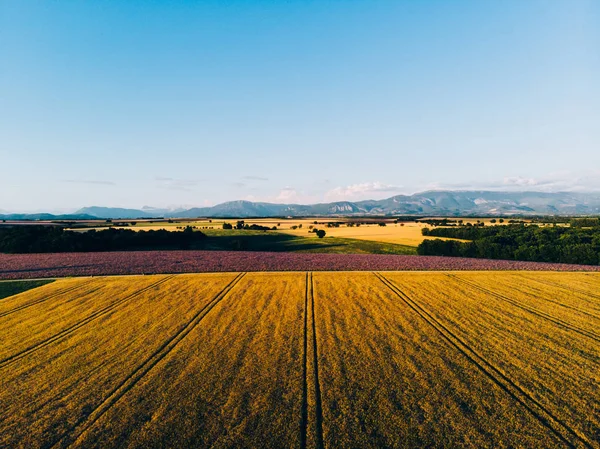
2, 191, 600, 220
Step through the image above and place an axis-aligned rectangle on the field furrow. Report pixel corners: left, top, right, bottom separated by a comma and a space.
0, 278, 87, 315
312, 272, 564, 448
0, 284, 105, 320
448, 274, 600, 342
68, 272, 306, 449
385, 272, 600, 447
0, 276, 176, 361
0, 273, 238, 449
308, 272, 325, 449
457, 272, 600, 327
517, 273, 600, 305
300, 274, 309, 449
0, 275, 176, 367
1, 271, 596, 448
377, 273, 591, 448
51, 273, 247, 448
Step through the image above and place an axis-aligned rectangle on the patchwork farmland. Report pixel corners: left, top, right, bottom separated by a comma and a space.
1, 272, 599, 448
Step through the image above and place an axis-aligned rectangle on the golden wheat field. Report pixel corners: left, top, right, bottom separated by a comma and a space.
279, 222, 458, 246
71, 219, 458, 247
1, 272, 598, 448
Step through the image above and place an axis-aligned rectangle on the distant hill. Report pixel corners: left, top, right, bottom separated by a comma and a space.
0, 213, 98, 221
4, 191, 600, 220
132, 191, 600, 218
75, 207, 160, 219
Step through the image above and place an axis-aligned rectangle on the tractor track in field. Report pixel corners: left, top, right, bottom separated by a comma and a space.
0, 281, 97, 319
447, 274, 600, 344
506, 275, 600, 320
309, 272, 325, 449
49, 272, 246, 449
517, 275, 600, 302
26, 285, 208, 420
0, 275, 176, 370
300, 273, 309, 449
300, 272, 325, 449
375, 272, 594, 449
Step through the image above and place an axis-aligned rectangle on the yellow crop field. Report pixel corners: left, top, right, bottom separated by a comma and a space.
280, 221, 455, 246
1, 272, 598, 448
70, 218, 463, 247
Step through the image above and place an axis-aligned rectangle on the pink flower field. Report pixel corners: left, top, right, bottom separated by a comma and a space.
1, 250, 599, 280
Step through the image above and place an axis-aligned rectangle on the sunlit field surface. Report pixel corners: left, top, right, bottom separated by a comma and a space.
70, 219, 465, 247
280, 221, 452, 246
1, 272, 598, 448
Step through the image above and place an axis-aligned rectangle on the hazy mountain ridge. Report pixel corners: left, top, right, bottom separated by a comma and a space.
3, 191, 600, 220
0, 213, 98, 221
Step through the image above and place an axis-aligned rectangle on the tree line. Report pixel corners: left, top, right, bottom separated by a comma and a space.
418, 224, 600, 265
222, 221, 277, 231
0, 226, 207, 253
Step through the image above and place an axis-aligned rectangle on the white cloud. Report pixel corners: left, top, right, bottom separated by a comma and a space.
502, 176, 538, 187
275, 187, 300, 202
154, 176, 202, 192
62, 179, 116, 186
244, 187, 318, 204
325, 182, 405, 201
424, 171, 600, 193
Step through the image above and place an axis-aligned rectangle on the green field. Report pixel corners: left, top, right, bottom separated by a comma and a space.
0, 280, 54, 300
200, 229, 417, 254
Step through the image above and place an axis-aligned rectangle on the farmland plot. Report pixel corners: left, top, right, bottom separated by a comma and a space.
0, 274, 238, 448
0, 272, 598, 448
68, 272, 306, 449
385, 272, 600, 448
313, 272, 565, 447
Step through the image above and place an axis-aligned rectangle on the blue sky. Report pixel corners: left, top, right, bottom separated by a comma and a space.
1, 0, 599, 212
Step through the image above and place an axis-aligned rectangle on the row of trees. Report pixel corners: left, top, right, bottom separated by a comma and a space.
418, 224, 600, 265
570, 218, 600, 228
0, 226, 206, 253
222, 221, 276, 231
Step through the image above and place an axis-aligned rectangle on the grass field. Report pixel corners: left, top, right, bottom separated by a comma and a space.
199, 229, 417, 254
0, 279, 54, 300
1, 272, 598, 448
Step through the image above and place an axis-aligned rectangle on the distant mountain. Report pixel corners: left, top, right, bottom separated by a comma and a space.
176, 191, 600, 217
140, 205, 188, 215
75, 207, 160, 219
4, 191, 600, 220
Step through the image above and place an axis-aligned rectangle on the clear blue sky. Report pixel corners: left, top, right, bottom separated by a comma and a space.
1, 0, 598, 212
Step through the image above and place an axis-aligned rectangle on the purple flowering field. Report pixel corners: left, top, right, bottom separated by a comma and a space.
1, 250, 599, 280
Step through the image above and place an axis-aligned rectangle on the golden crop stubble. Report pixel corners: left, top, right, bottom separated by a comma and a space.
0, 277, 86, 316
312, 272, 563, 448
0, 273, 237, 449
0, 275, 168, 361
70, 272, 306, 449
514, 272, 600, 315
518, 272, 600, 293
385, 272, 600, 447
456, 272, 600, 330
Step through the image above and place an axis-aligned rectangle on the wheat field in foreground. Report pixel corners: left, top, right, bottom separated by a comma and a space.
0, 272, 598, 448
